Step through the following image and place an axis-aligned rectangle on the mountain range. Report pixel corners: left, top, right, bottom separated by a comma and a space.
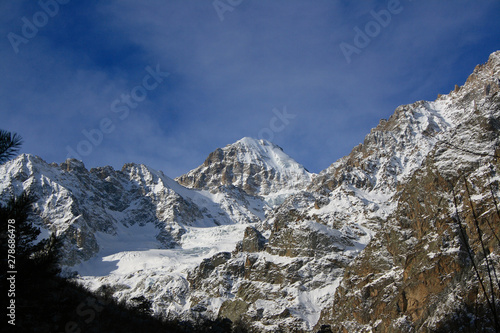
1, 50, 500, 332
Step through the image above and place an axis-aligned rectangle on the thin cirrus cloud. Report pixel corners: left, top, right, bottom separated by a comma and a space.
0, 0, 499, 177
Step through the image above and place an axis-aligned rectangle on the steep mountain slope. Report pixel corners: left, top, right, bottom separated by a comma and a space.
0, 156, 264, 266
316, 50, 500, 332
184, 51, 500, 331
176, 137, 313, 205
0, 137, 316, 326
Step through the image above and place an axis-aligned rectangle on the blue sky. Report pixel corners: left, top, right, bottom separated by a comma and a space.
1, 0, 499, 177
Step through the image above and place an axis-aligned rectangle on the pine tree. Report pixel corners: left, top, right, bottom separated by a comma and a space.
0, 192, 40, 259
0, 129, 23, 164
0, 130, 60, 270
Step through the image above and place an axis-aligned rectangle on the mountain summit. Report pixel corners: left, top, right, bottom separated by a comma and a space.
176, 137, 312, 197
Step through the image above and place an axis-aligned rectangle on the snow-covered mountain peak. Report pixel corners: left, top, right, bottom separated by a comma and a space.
312, 49, 500, 198
176, 137, 313, 197
229, 137, 308, 174
235, 136, 270, 147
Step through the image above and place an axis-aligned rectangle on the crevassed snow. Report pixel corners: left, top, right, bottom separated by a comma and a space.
70, 223, 248, 297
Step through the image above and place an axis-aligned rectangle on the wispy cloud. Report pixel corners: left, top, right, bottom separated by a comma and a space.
1, 0, 499, 176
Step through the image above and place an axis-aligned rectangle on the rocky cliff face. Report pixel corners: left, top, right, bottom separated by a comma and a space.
315, 50, 500, 332
0, 156, 264, 266
176, 137, 312, 199
176, 51, 500, 331
1, 51, 499, 332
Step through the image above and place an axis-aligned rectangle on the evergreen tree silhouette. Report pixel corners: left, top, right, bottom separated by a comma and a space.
0, 129, 23, 164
